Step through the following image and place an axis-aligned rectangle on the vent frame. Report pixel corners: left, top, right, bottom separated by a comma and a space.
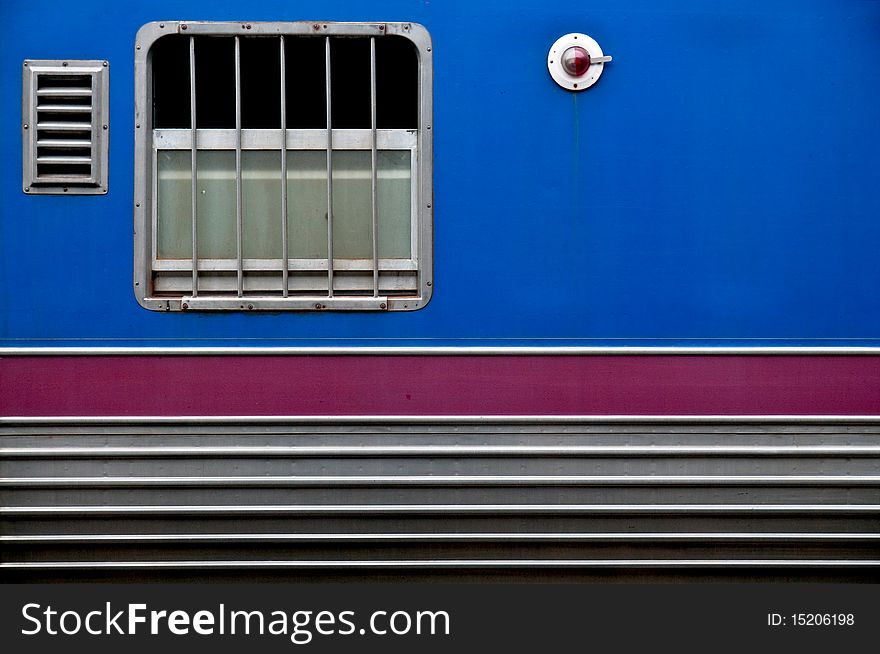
22, 59, 109, 195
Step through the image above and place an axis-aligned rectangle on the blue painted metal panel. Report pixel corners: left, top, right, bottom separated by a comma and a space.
1, 0, 879, 346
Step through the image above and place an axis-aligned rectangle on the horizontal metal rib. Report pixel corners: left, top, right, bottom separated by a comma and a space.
35, 156, 92, 164
3, 346, 880, 356
3, 475, 880, 488
36, 104, 92, 112
36, 88, 92, 96
4, 504, 879, 517
36, 139, 92, 148
4, 445, 879, 458
33, 122, 91, 131
3, 560, 880, 570
3, 415, 879, 426
3, 532, 878, 544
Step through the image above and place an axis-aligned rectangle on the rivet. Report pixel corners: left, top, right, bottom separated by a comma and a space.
404, 25, 410, 31
103, 61, 108, 67
315, 303, 322, 309
247, 303, 254, 310
136, 124, 140, 128
426, 281, 432, 286
379, 25, 385, 31
312, 23, 320, 30
426, 125, 431, 130
23, 124, 29, 129
135, 282, 140, 286
24, 187, 30, 192
427, 203, 431, 208
136, 202, 141, 207
246, 24, 251, 30
159, 23, 164, 28
136, 45, 141, 50
62, 61, 68, 67
103, 125, 108, 130
427, 47, 431, 52
182, 302, 188, 309
23, 62, 28, 67
63, 187, 68, 192
379, 302, 387, 309
181, 24, 188, 31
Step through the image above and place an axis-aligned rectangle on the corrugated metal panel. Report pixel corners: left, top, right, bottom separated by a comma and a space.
1, 417, 879, 572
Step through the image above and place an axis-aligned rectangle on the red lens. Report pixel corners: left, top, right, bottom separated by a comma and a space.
561, 46, 591, 76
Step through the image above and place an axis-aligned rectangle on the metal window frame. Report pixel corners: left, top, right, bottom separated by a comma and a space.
22, 59, 109, 195
134, 21, 433, 312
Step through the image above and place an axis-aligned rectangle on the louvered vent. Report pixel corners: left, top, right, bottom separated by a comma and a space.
22, 60, 108, 195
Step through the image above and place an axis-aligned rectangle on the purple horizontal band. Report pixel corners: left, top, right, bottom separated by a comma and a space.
2, 355, 879, 416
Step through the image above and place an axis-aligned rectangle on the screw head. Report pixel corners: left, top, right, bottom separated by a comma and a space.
181, 302, 188, 309
23, 123, 28, 129
24, 187, 30, 192
103, 61, 108, 67
181, 24, 188, 30
62, 61, 68, 67
379, 302, 387, 309
247, 303, 254, 310
426, 281, 432, 286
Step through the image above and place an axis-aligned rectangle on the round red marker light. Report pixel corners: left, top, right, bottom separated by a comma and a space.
561, 46, 591, 76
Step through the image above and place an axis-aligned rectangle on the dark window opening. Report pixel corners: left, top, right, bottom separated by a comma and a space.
283, 37, 326, 128
151, 35, 191, 128
241, 38, 281, 128
152, 34, 418, 131
330, 37, 371, 128
194, 37, 235, 128
376, 36, 418, 129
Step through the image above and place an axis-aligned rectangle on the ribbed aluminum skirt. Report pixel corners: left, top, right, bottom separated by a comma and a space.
2, 417, 879, 573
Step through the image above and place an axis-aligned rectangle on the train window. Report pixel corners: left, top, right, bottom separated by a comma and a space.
22, 60, 109, 195
134, 22, 433, 311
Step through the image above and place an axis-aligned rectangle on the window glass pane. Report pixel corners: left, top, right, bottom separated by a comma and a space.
287, 150, 411, 260
159, 149, 412, 261
287, 150, 328, 259
157, 150, 236, 259
156, 150, 191, 259
377, 150, 412, 259
242, 151, 283, 259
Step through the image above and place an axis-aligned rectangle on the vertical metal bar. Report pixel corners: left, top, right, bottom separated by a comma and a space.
325, 36, 334, 297
279, 36, 289, 298
370, 37, 379, 297
235, 36, 243, 297
189, 36, 198, 297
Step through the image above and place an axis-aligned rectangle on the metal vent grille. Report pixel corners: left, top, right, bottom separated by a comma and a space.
22, 60, 109, 195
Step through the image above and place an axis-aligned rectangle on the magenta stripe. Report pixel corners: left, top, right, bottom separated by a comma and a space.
1, 356, 879, 416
